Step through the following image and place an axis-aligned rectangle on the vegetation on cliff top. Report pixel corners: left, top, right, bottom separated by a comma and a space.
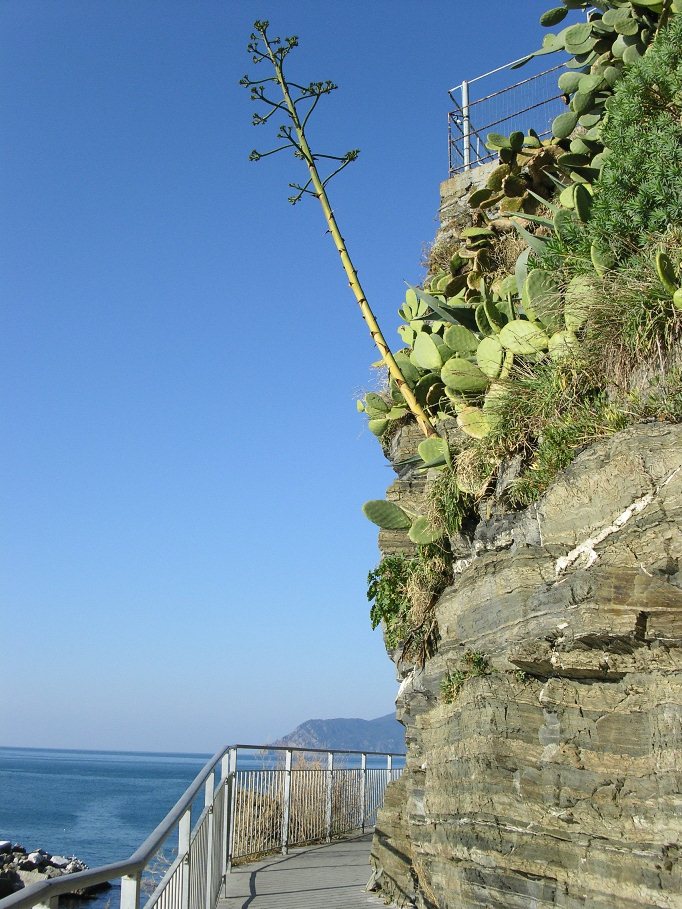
244, 5, 682, 661
362, 5, 682, 659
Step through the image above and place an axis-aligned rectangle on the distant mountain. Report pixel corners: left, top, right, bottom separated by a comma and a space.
272, 713, 405, 754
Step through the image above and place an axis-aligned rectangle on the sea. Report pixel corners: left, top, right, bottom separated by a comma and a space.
0, 747, 225, 909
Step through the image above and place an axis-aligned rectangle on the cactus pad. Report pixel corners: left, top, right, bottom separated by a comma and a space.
441, 357, 489, 393
456, 406, 492, 440
363, 500, 412, 530
408, 515, 444, 545
476, 336, 504, 378
499, 319, 550, 355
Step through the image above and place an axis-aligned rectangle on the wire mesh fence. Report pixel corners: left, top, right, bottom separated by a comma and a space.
229, 758, 402, 863
448, 59, 566, 174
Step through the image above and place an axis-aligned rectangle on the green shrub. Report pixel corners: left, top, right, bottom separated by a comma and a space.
367, 545, 452, 662
367, 555, 413, 650
590, 17, 682, 256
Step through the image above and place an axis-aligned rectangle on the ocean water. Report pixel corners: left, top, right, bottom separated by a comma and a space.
0, 747, 212, 868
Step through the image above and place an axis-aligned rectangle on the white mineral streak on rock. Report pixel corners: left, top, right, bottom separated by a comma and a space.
554, 465, 681, 577
396, 670, 415, 702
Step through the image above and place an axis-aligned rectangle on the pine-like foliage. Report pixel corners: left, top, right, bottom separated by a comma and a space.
590, 17, 682, 255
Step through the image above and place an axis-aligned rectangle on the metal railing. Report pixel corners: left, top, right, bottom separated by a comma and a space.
448, 55, 567, 175
0, 743, 404, 909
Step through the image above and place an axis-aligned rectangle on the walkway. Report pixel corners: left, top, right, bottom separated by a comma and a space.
219, 832, 388, 909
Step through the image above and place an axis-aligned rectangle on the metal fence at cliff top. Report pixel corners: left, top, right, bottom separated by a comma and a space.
448, 55, 567, 175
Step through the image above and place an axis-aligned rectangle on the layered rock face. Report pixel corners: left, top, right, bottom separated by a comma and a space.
370, 424, 682, 908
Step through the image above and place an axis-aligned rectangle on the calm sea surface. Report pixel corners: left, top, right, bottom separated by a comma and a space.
0, 747, 212, 867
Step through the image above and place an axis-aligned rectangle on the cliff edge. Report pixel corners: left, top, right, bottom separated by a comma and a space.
370, 422, 682, 908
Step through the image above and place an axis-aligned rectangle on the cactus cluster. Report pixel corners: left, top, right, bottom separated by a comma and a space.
383, 259, 589, 445
530, 1, 677, 179
477, 133, 564, 215
360, 0, 677, 540
357, 388, 409, 437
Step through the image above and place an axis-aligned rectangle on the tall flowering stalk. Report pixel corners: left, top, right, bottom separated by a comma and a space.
242, 21, 435, 437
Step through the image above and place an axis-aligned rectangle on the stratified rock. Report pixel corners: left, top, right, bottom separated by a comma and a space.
371, 424, 682, 908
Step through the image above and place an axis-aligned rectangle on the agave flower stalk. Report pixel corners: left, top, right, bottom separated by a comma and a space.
243, 21, 435, 437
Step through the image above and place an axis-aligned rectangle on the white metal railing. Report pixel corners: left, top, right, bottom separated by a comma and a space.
448, 55, 566, 175
0, 743, 404, 909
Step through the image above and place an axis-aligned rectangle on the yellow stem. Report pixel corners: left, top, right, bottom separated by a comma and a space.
265, 41, 435, 438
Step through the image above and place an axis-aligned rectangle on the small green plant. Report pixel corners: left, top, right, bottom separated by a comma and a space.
440, 651, 491, 703
367, 546, 452, 664
367, 555, 413, 650
440, 669, 467, 703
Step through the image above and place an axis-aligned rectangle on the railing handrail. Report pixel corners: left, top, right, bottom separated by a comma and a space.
0, 742, 405, 909
448, 51, 538, 93
231, 743, 406, 757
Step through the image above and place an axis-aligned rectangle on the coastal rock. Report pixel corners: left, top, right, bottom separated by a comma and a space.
370, 424, 682, 908
0, 844, 109, 899
0, 843, 11, 855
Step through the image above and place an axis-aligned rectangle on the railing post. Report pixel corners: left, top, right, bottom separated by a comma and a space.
448, 111, 453, 176
281, 749, 292, 855
120, 874, 141, 909
179, 806, 191, 909
203, 770, 215, 909
225, 748, 237, 874
35, 899, 59, 909
220, 750, 233, 881
387, 754, 393, 786
325, 752, 334, 843
360, 753, 367, 833
461, 79, 471, 171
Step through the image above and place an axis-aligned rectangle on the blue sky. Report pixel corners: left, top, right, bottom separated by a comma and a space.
1, 0, 556, 751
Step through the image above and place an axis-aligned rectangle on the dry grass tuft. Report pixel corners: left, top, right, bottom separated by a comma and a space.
486, 230, 527, 285
422, 222, 461, 277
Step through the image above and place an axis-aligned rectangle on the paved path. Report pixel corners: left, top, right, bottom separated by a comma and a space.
219, 832, 388, 909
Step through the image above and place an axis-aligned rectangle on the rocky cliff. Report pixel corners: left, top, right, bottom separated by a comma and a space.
370, 421, 682, 908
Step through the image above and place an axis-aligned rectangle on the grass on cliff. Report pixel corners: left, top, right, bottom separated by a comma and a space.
463, 360, 628, 507
460, 226, 682, 507
440, 651, 491, 704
